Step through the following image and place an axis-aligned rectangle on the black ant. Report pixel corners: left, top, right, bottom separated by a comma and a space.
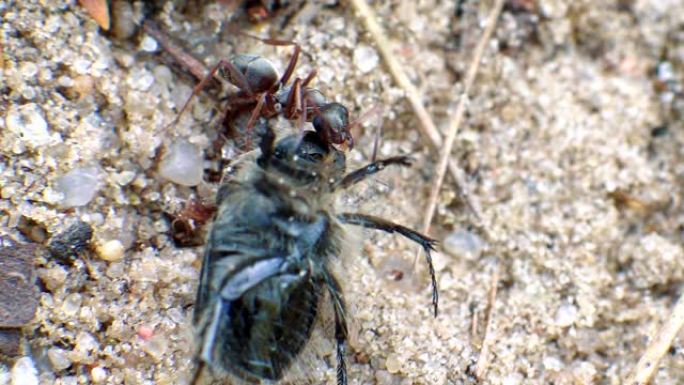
165, 34, 355, 149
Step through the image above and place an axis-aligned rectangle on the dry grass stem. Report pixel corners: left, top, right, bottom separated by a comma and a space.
347, 0, 482, 223
421, 0, 505, 236
475, 266, 500, 380
627, 292, 684, 385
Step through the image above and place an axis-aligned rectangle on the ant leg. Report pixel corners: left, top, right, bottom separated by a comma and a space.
332, 156, 413, 190
298, 93, 308, 130
167, 59, 254, 129
284, 77, 303, 121
323, 270, 349, 385
302, 68, 317, 87
278, 42, 301, 87
166, 59, 229, 129
337, 213, 439, 317
245, 92, 267, 132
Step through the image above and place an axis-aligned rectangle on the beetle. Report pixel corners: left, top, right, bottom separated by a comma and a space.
190, 122, 438, 384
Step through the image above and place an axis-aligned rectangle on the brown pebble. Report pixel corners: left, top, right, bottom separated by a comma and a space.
0, 242, 40, 327
0, 328, 21, 357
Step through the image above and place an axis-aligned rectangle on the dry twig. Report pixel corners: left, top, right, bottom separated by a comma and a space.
475, 266, 500, 380
626, 292, 684, 385
421, 0, 505, 236
348, 0, 483, 223
142, 20, 209, 82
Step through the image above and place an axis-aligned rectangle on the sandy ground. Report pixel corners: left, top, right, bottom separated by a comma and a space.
2, 0, 684, 384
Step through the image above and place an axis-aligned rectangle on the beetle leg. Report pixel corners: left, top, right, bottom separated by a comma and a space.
336, 213, 439, 317
323, 270, 349, 385
302, 68, 317, 87
332, 156, 413, 191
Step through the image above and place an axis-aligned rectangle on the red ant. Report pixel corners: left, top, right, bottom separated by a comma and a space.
166, 35, 354, 149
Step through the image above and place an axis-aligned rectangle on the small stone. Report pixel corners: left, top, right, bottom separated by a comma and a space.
90, 366, 107, 383
554, 303, 578, 327
96, 240, 125, 262
127, 68, 155, 91
47, 347, 72, 370
6, 104, 51, 149
72, 75, 95, 98
0, 243, 39, 327
443, 230, 484, 261
374, 370, 396, 385
72, 58, 92, 75
74, 331, 99, 355
141, 335, 168, 361
385, 354, 401, 374
113, 170, 136, 186
11, 356, 39, 385
20, 61, 38, 78
61, 293, 82, 317
543, 355, 563, 372
0, 329, 21, 357
502, 373, 524, 385
158, 140, 204, 186
353, 45, 379, 74
48, 221, 93, 262
111, 0, 136, 39
40, 266, 67, 291
140, 35, 158, 52
137, 325, 154, 341
105, 262, 125, 279
54, 167, 100, 208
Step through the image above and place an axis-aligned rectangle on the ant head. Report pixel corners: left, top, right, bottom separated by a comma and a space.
312, 103, 354, 149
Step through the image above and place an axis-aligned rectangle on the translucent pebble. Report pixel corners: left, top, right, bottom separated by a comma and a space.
74, 332, 99, 354
11, 356, 39, 385
158, 141, 204, 186
6, 104, 51, 148
54, 167, 100, 207
60, 376, 78, 385
353, 45, 379, 74
72, 59, 92, 75
443, 230, 484, 260
374, 370, 397, 385
131, 70, 155, 91
502, 373, 524, 385
385, 354, 401, 374
543, 355, 563, 371
90, 366, 107, 383
140, 35, 158, 52
141, 335, 168, 361
62, 293, 82, 317
20, 61, 38, 78
96, 240, 125, 262
554, 303, 578, 327
106, 262, 125, 278
47, 347, 72, 370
